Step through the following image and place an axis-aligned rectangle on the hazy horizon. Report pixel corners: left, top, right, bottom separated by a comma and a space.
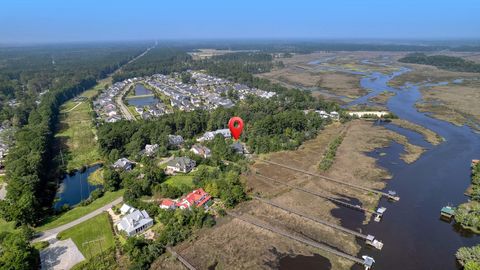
1, 0, 479, 44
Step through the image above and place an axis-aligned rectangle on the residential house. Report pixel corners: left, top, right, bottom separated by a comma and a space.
159, 199, 176, 210
144, 144, 159, 156
165, 157, 196, 174
168, 134, 184, 147
230, 142, 245, 154
116, 208, 154, 236
190, 144, 211, 158
197, 128, 231, 142
119, 203, 135, 215
175, 188, 212, 209
113, 158, 134, 171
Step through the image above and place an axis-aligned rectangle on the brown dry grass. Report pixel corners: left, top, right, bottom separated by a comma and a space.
154, 120, 423, 270
389, 64, 479, 87
368, 91, 396, 105
417, 81, 480, 130
391, 119, 444, 145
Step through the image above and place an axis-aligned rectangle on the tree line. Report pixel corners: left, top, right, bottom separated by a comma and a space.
399, 53, 480, 73
0, 44, 150, 226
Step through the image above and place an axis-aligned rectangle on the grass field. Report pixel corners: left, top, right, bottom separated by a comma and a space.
0, 219, 17, 234
37, 189, 123, 231
57, 213, 115, 259
55, 81, 107, 171
164, 175, 194, 188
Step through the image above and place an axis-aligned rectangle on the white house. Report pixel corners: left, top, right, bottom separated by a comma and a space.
197, 129, 231, 142
144, 144, 159, 156
117, 208, 153, 236
119, 204, 134, 215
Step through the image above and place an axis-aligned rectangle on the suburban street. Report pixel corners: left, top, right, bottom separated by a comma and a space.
115, 83, 137, 121
34, 197, 123, 243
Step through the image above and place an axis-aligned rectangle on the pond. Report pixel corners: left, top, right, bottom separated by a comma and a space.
126, 83, 161, 107
54, 164, 102, 210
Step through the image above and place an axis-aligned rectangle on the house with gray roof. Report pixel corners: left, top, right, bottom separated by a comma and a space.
165, 157, 196, 174
116, 208, 153, 236
113, 158, 133, 171
168, 134, 184, 147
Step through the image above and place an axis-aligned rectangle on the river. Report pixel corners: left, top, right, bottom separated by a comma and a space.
348, 67, 480, 269
280, 62, 480, 269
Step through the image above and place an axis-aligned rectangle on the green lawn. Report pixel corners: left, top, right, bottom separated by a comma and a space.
0, 175, 5, 183
57, 213, 115, 259
0, 219, 17, 234
55, 82, 106, 172
36, 189, 123, 231
164, 175, 194, 188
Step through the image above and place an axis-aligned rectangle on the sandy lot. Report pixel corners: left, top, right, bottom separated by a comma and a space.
155, 120, 423, 270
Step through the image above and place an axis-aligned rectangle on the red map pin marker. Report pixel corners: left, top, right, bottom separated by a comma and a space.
228, 116, 244, 140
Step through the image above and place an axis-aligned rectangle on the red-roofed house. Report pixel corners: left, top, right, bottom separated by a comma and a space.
161, 188, 212, 210
184, 188, 212, 208
159, 199, 176, 210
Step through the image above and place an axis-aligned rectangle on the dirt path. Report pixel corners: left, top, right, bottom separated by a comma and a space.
65, 102, 83, 112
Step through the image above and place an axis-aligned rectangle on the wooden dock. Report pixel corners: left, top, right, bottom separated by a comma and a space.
256, 173, 378, 216
227, 211, 366, 266
253, 196, 384, 250
256, 159, 399, 201
166, 247, 197, 270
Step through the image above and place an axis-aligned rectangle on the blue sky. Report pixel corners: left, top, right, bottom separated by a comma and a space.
1, 0, 479, 43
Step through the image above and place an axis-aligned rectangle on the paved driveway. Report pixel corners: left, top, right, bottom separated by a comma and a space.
40, 238, 85, 270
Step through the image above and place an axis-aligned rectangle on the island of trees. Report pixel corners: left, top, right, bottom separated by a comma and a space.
399, 53, 480, 73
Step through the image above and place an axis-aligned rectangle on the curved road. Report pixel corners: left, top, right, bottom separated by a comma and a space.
34, 197, 123, 243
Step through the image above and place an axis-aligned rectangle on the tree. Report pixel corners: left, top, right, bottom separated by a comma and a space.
0, 232, 39, 270
103, 167, 121, 191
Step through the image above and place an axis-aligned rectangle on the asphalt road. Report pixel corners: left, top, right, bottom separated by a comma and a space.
33, 197, 123, 243
115, 83, 136, 121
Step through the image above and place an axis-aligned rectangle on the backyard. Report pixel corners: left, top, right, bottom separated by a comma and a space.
57, 212, 115, 259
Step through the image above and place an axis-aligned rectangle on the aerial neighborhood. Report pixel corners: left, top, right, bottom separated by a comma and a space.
93, 71, 276, 122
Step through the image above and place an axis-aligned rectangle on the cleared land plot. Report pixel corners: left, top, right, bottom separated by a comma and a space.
167, 120, 423, 269
57, 213, 115, 260
55, 82, 107, 171
164, 175, 195, 188
37, 190, 123, 231
40, 238, 85, 270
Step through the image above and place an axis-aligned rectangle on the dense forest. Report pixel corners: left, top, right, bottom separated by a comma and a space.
0, 43, 147, 124
97, 91, 335, 160
399, 53, 480, 73
0, 43, 150, 225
